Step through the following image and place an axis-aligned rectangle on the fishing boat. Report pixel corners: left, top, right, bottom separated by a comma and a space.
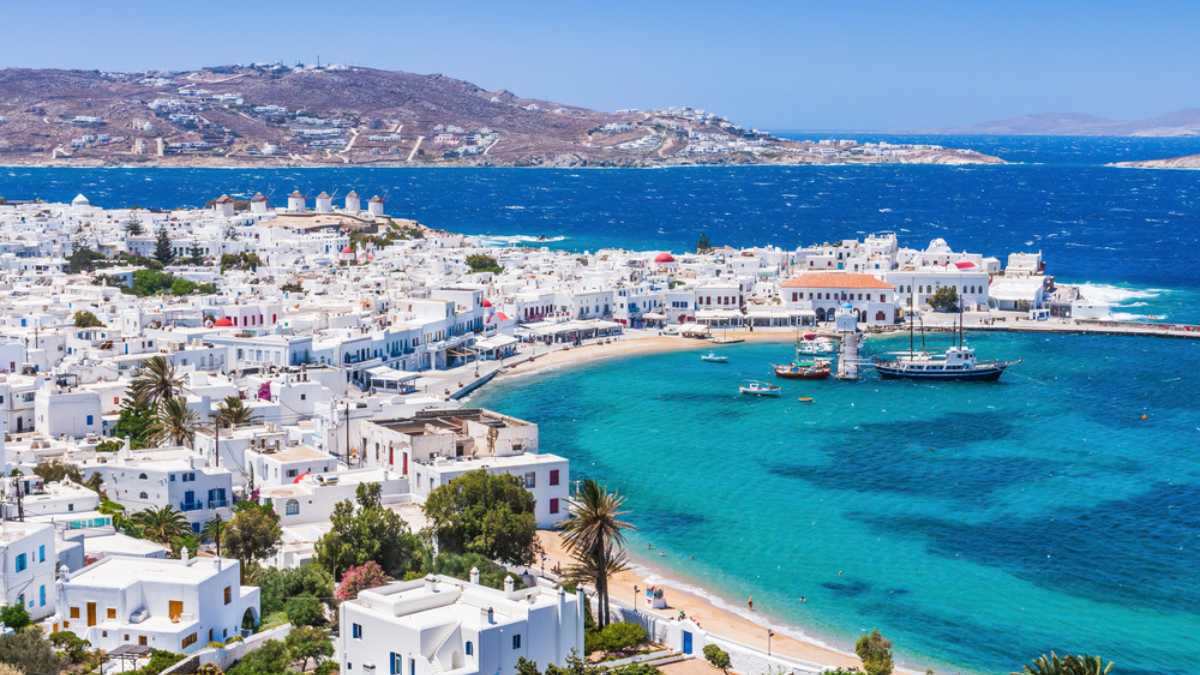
739, 380, 782, 397
700, 352, 728, 363
773, 359, 831, 380
874, 295, 1019, 382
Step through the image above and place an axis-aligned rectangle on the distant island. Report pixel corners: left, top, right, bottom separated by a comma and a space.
938, 108, 1200, 137
1109, 153, 1200, 170
0, 64, 1001, 168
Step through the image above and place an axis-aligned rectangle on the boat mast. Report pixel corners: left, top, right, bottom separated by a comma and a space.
908, 288, 914, 356
958, 294, 964, 349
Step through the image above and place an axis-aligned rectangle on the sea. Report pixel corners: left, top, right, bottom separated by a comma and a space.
2, 135, 1199, 673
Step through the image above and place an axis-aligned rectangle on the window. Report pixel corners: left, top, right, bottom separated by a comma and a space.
39, 586, 46, 607
352, 623, 363, 640
70, 606, 80, 619
38, 544, 45, 562
550, 498, 560, 515
182, 632, 198, 649
465, 641, 473, 656
523, 472, 536, 488
549, 469, 560, 486
513, 634, 521, 649
139, 491, 149, 499
286, 499, 300, 516
390, 653, 403, 675
138, 473, 149, 480
86, 414, 94, 426
15, 553, 27, 572
224, 586, 232, 605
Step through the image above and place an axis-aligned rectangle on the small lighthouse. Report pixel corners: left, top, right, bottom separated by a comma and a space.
835, 303, 861, 380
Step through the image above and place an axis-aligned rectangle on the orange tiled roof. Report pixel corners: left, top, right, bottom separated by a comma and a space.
780, 272, 893, 290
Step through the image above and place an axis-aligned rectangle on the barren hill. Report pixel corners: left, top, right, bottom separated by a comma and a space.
0, 64, 1000, 168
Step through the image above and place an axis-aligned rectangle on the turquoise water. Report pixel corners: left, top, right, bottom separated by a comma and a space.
475, 332, 1200, 675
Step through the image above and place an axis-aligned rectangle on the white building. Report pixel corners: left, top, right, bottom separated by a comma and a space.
82, 447, 233, 534
337, 575, 584, 675
0, 521, 57, 621
779, 272, 897, 325
53, 553, 260, 653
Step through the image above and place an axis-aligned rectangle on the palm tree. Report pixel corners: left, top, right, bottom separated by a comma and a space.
130, 506, 191, 546
560, 479, 634, 627
1015, 653, 1115, 675
129, 356, 183, 410
150, 396, 199, 447
202, 514, 225, 556
216, 395, 256, 428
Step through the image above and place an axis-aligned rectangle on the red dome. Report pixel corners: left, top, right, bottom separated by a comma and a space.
654, 252, 676, 263
342, 245, 354, 254
954, 260, 976, 270
213, 317, 234, 327
482, 299, 493, 308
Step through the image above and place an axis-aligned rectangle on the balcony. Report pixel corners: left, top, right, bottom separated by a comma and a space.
208, 498, 229, 509
178, 501, 203, 512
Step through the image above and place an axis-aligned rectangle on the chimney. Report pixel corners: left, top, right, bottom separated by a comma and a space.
424, 574, 436, 593
503, 575, 515, 594
486, 606, 494, 624
469, 566, 480, 585
180, 546, 190, 563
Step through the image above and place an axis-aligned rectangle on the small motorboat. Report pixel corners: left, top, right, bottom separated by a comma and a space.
796, 337, 836, 356
773, 359, 831, 380
700, 352, 728, 363
798, 396, 815, 403
739, 380, 782, 397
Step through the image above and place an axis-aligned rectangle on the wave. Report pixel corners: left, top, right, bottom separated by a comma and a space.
474, 233, 567, 246
1071, 282, 1162, 305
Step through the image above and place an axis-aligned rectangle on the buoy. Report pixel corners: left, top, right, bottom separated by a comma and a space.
1140, 413, 1149, 421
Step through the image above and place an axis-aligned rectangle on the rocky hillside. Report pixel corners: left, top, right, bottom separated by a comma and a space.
0, 64, 1001, 167
1109, 153, 1200, 170
943, 109, 1200, 137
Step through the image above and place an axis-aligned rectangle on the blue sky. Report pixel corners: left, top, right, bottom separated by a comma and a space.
5, 1, 1197, 130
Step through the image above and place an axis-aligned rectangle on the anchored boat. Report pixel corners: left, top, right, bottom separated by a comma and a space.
773, 359, 831, 380
700, 352, 728, 363
739, 380, 782, 397
874, 294, 1019, 382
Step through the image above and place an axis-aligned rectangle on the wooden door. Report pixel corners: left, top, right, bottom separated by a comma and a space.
169, 600, 183, 621
86, 602, 97, 627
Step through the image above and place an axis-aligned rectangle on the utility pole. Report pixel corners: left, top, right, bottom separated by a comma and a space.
344, 400, 351, 465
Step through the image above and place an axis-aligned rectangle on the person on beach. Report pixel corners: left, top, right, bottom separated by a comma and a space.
747, 596, 754, 611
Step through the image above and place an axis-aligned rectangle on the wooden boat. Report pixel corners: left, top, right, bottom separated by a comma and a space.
700, 352, 728, 363
874, 294, 1019, 382
798, 396, 815, 403
739, 380, 781, 397
773, 359, 831, 380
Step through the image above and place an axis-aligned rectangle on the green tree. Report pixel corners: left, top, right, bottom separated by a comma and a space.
517, 657, 542, 675
149, 396, 199, 447
0, 628, 62, 675
0, 604, 30, 630
129, 356, 184, 410
49, 630, 91, 664
422, 469, 539, 565
130, 506, 192, 547
224, 502, 283, 579
170, 277, 199, 295
703, 643, 731, 672
216, 395, 257, 428
466, 253, 503, 274
285, 626, 333, 672
855, 629, 894, 675
32, 460, 84, 484
315, 482, 427, 579
73, 310, 105, 328
696, 232, 713, 253
114, 399, 157, 448
591, 622, 647, 653
66, 246, 108, 274
124, 218, 144, 236
334, 560, 392, 602
430, 552, 510, 589
187, 243, 206, 265
284, 594, 325, 627
1014, 653, 1114, 675
227, 639, 295, 675
252, 564, 334, 618
154, 226, 174, 265
561, 479, 634, 627
928, 286, 959, 313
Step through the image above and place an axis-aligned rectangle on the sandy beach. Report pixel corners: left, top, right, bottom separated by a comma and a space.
536, 531, 866, 672
495, 331, 799, 383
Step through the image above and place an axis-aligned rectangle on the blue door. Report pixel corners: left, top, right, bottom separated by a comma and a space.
682, 631, 693, 655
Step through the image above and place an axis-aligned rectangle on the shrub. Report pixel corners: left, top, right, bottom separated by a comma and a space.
589, 622, 646, 653
335, 561, 392, 601
703, 644, 731, 671
0, 604, 30, 630
285, 594, 325, 626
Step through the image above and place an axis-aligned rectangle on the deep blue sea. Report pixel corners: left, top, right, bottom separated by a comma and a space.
2, 136, 1199, 673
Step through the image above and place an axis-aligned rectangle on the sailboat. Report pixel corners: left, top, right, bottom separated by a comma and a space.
873, 293, 1019, 382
